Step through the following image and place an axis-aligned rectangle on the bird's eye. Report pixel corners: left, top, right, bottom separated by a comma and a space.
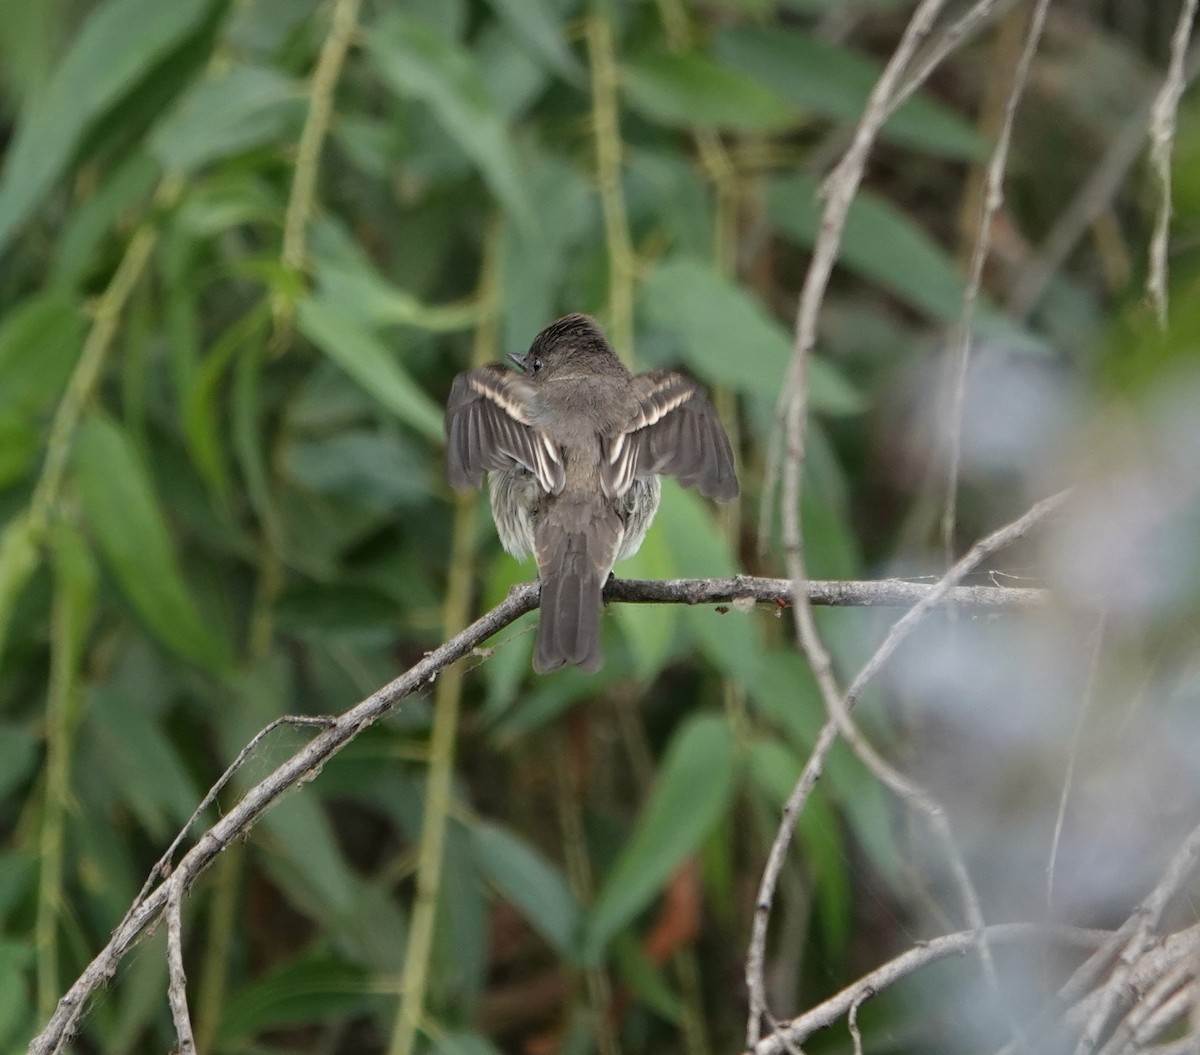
532, 357, 543, 372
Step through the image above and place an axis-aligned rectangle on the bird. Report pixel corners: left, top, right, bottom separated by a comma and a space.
444, 313, 739, 673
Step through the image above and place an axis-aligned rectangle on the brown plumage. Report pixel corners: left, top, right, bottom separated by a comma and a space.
445, 314, 738, 672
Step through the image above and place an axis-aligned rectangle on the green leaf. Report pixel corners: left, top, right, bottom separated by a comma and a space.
49, 151, 160, 291
623, 52, 797, 132
295, 296, 445, 442
611, 933, 683, 1022
0, 293, 87, 419
49, 517, 97, 692
183, 304, 269, 503
436, 823, 490, 1011
310, 226, 483, 332
714, 25, 985, 159
0, 513, 41, 668
284, 430, 430, 513
149, 65, 304, 174
654, 483, 762, 684
482, 0, 580, 80
640, 257, 863, 413
86, 687, 199, 836
0, 723, 38, 803
435, 1033, 506, 1055
0, 0, 212, 253
217, 955, 373, 1042
74, 414, 230, 672
0, 418, 38, 488
582, 713, 737, 963
0, 942, 32, 1050
472, 821, 582, 956
500, 153, 594, 353
367, 13, 532, 225
767, 174, 967, 324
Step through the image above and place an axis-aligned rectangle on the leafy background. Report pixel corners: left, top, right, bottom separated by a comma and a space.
2, 0, 1199, 1053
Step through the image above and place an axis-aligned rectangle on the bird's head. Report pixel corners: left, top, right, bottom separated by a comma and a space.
507, 314, 624, 382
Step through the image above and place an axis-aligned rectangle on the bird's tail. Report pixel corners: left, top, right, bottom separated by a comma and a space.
533, 528, 608, 674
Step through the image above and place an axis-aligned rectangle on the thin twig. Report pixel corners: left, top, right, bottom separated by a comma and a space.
847, 989, 868, 1055
748, 489, 1068, 1051
893, 0, 1027, 111
756, 923, 1109, 1055
1146, 0, 1199, 328
754, 1, 947, 1041
165, 880, 196, 1055
940, 0, 1052, 562
122, 715, 337, 930
1009, 42, 1200, 320
1047, 613, 1107, 913
1075, 820, 1200, 1054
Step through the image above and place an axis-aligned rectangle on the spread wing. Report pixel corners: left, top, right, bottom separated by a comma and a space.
445, 365, 565, 494
600, 370, 738, 501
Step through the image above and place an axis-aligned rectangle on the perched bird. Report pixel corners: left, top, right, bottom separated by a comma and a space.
445, 314, 738, 673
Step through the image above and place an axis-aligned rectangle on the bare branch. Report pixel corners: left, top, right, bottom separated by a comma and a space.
604, 576, 1050, 609
165, 880, 195, 1055
940, 0, 1051, 560
1047, 613, 1107, 913
757, 923, 1109, 1055
1008, 40, 1200, 321
748, 489, 1068, 1053
1075, 820, 1200, 1054
1147, 0, 1200, 328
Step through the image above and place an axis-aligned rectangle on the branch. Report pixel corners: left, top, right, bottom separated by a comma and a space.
27, 573, 1052, 1054
940, 0, 1051, 559
604, 576, 1049, 609
757, 923, 1109, 1055
1146, 0, 1200, 328
747, 489, 1068, 1052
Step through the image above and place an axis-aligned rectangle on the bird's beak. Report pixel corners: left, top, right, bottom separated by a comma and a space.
506, 352, 526, 372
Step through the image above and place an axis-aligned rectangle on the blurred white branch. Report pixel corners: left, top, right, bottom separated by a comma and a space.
1147, 0, 1200, 327
758, 923, 1109, 1055
940, 0, 1051, 560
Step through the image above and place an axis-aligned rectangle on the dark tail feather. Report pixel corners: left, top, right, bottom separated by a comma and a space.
534, 532, 604, 673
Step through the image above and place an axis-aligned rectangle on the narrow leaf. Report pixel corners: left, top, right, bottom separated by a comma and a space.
0, 513, 40, 667
714, 25, 985, 159
75, 414, 230, 671
0, 293, 87, 419
623, 52, 797, 132
218, 956, 372, 1042
0, 0, 212, 252
482, 0, 580, 79
149, 65, 305, 175
640, 257, 863, 413
367, 13, 532, 225
472, 821, 582, 956
768, 174, 967, 324
295, 297, 444, 442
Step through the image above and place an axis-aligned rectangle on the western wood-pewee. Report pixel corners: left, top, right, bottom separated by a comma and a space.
445, 314, 738, 673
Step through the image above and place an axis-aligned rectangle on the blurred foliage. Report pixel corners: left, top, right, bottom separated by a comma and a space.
1, 0, 1197, 1053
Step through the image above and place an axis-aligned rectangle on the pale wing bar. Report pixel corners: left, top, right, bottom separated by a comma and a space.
601, 370, 738, 501
445, 366, 565, 494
